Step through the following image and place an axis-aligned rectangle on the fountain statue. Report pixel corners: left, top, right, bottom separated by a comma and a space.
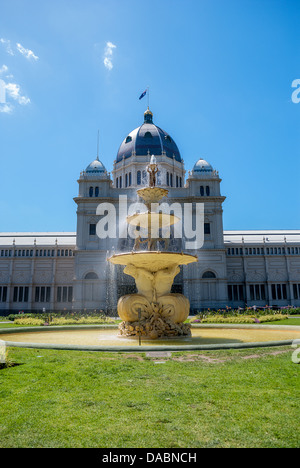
108, 155, 198, 339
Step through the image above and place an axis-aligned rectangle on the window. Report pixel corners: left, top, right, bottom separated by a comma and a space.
165, 135, 172, 142
249, 284, 266, 301
293, 284, 300, 300
200, 186, 204, 196
0, 286, 7, 302
166, 172, 170, 186
95, 187, 99, 197
34, 287, 51, 303
125, 136, 132, 143
129, 172, 132, 187
204, 223, 211, 235
180, 177, 182, 187
84, 272, 99, 280
170, 174, 173, 187
206, 186, 210, 196
125, 174, 128, 188
144, 131, 152, 138
119, 176, 122, 188
228, 285, 244, 302
57, 286, 73, 303
176, 175, 179, 187
271, 284, 288, 301
89, 224, 96, 236
89, 187, 94, 197
1, 250, 11, 257
13, 286, 29, 303
137, 171, 141, 186
202, 271, 216, 279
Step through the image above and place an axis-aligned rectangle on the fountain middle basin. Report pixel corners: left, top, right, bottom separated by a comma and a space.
108, 251, 197, 272
1, 325, 300, 351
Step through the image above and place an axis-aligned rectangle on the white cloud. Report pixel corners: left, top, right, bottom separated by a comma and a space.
0, 65, 8, 74
16, 43, 39, 61
0, 38, 14, 56
0, 39, 39, 61
0, 103, 13, 114
5, 82, 30, 106
103, 41, 116, 70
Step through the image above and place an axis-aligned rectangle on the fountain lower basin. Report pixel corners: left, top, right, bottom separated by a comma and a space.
1, 325, 300, 351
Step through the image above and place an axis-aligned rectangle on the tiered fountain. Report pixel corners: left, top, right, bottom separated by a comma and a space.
108, 156, 198, 339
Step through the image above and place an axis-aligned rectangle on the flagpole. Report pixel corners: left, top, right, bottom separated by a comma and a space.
147, 86, 150, 109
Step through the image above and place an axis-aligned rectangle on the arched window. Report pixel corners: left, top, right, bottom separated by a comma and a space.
157, 171, 161, 186
116, 178, 119, 188
125, 174, 128, 188
137, 171, 141, 185
200, 186, 204, 196
119, 176, 122, 188
176, 175, 179, 187
166, 172, 170, 186
206, 186, 210, 196
95, 187, 99, 197
165, 135, 172, 143
144, 131, 152, 138
84, 272, 99, 280
129, 172, 132, 186
89, 186, 94, 197
202, 271, 216, 279
125, 136, 132, 143
170, 174, 173, 187
180, 177, 182, 187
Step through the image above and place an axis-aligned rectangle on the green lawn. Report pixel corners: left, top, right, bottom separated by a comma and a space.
263, 318, 300, 326
0, 345, 299, 448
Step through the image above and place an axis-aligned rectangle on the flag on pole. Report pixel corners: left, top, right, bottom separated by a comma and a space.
139, 89, 147, 100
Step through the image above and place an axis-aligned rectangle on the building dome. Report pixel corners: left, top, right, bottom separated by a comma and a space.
116, 108, 182, 163
85, 158, 107, 174
193, 158, 213, 173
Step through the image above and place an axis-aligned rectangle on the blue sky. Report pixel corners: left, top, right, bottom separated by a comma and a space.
0, 0, 299, 232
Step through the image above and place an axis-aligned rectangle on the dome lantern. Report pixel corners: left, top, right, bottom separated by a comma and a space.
144, 107, 153, 124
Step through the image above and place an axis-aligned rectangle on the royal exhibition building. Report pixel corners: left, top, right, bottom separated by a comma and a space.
0, 108, 299, 314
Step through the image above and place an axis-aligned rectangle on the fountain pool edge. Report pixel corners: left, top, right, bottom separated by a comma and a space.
1, 324, 300, 352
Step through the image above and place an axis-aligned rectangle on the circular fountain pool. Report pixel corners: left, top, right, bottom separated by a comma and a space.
1, 325, 300, 351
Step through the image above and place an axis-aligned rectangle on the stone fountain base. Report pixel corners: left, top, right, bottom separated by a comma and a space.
118, 317, 191, 340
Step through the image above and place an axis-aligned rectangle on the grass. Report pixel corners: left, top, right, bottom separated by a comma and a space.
0, 345, 299, 448
263, 318, 300, 326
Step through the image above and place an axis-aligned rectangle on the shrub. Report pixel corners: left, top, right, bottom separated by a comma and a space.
50, 316, 115, 326
14, 318, 45, 326
197, 314, 289, 324
12, 315, 116, 327
288, 308, 300, 315
258, 314, 289, 323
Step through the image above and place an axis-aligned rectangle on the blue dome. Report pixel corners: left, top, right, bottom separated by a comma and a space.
116, 109, 182, 163
193, 158, 213, 172
85, 158, 106, 174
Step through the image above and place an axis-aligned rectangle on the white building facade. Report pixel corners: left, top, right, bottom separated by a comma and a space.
0, 109, 300, 313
